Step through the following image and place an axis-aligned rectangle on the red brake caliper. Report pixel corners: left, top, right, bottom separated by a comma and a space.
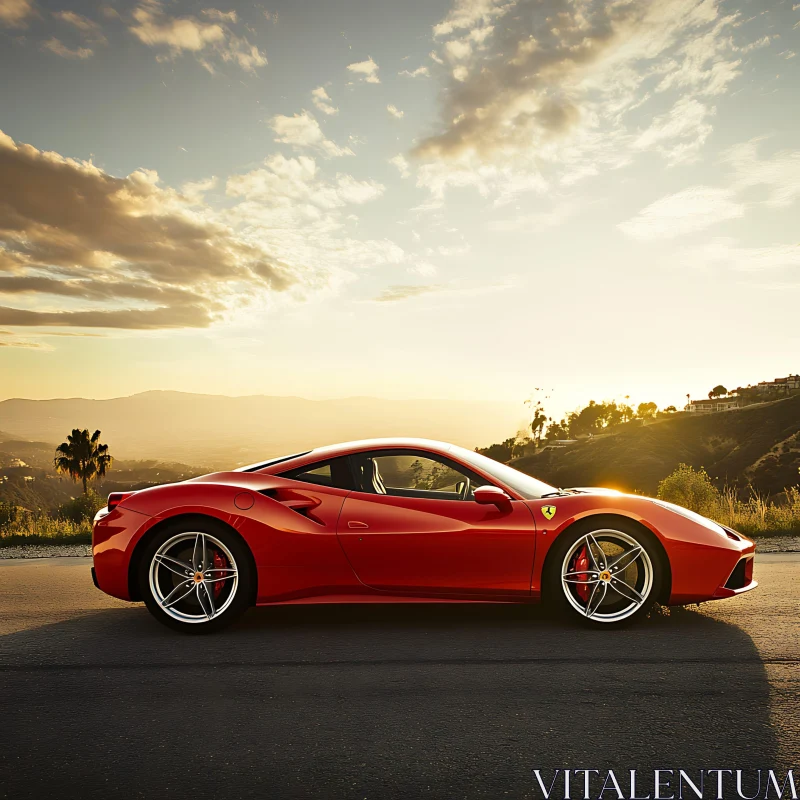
212, 550, 226, 598
573, 546, 591, 603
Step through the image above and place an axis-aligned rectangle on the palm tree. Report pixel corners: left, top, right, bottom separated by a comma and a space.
54, 429, 113, 494
530, 406, 548, 447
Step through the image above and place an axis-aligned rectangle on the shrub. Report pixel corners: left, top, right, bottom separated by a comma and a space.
657, 465, 800, 536
657, 464, 720, 515
56, 490, 105, 523
0, 501, 26, 528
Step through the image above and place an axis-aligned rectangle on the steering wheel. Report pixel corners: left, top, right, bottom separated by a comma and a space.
457, 477, 471, 501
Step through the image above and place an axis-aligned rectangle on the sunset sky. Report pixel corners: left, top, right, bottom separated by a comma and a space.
0, 0, 798, 422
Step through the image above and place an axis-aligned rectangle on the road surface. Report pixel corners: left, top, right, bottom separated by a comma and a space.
1, 555, 798, 799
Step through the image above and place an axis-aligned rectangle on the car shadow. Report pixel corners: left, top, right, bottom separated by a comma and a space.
1, 602, 778, 800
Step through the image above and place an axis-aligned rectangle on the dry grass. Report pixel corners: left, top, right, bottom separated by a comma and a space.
0, 514, 92, 545
657, 463, 800, 536
707, 486, 800, 536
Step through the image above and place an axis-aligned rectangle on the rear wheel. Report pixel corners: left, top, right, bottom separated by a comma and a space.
545, 520, 663, 627
139, 520, 253, 633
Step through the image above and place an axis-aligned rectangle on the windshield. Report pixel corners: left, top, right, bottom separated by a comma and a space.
451, 445, 559, 500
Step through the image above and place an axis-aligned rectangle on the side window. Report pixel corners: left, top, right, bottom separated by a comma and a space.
352, 451, 483, 500
281, 457, 354, 490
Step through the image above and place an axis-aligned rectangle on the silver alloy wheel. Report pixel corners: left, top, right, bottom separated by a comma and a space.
148, 531, 239, 624
560, 529, 654, 623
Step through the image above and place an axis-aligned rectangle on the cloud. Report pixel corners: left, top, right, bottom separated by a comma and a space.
270, 111, 353, 157
432, 0, 510, 37
0, 329, 46, 347
0, 129, 304, 329
373, 279, 514, 302
347, 57, 380, 83
435, 244, 470, 257
224, 155, 403, 286
311, 86, 337, 116
226, 153, 384, 208
389, 154, 411, 178
414, 0, 752, 200
632, 97, 714, 166
618, 187, 745, 240
724, 139, 800, 208
387, 104, 404, 119
415, 159, 548, 207
53, 10, 107, 43
42, 38, 94, 59
374, 284, 444, 302
181, 176, 217, 204
129, 1, 266, 72
444, 38, 472, 62
489, 200, 578, 232
0, 0, 34, 26
0, 134, 403, 332
0, 329, 103, 338
201, 8, 237, 23
619, 139, 800, 242
0, 338, 44, 348
410, 261, 437, 277
678, 238, 800, 272
399, 66, 429, 77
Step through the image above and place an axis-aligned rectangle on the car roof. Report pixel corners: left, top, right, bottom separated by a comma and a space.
246, 438, 456, 474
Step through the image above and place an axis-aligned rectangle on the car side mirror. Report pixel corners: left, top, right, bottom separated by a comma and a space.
473, 485, 512, 510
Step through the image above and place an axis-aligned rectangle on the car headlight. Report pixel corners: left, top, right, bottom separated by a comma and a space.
648, 498, 730, 538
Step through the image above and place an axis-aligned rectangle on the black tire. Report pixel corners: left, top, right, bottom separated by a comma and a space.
138, 518, 254, 634
543, 517, 664, 628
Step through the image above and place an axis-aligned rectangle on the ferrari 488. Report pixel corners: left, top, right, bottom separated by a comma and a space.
91, 438, 756, 632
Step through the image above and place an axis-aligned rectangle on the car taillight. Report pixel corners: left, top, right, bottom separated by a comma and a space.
107, 492, 135, 511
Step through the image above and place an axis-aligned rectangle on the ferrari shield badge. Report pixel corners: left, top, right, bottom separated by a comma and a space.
541, 505, 556, 521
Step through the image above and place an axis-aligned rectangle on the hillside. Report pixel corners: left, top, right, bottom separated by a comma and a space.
0, 433, 207, 511
513, 395, 800, 497
0, 391, 521, 468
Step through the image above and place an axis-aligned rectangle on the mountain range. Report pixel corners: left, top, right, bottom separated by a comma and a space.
0, 391, 522, 469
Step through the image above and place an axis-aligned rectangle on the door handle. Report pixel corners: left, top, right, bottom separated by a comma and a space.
347, 520, 369, 529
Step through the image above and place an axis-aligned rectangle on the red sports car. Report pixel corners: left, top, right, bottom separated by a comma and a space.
91, 438, 757, 632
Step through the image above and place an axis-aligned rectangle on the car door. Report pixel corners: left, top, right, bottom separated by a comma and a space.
336, 449, 537, 597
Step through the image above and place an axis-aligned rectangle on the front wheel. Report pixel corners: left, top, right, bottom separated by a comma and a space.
544, 521, 663, 627
139, 520, 254, 633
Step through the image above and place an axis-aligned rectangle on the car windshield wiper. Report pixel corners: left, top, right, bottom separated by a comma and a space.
540, 490, 570, 498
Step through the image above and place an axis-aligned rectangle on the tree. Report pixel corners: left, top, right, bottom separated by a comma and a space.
710, 384, 728, 399
619, 403, 636, 424
530, 405, 548, 447
477, 434, 532, 463
545, 419, 570, 442
566, 400, 607, 438
54, 429, 113, 494
476, 438, 517, 464
563, 400, 634, 438
525, 389, 555, 449
636, 401, 658, 421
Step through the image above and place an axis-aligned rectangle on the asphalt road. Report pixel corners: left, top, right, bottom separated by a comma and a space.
1, 555, 798, 800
